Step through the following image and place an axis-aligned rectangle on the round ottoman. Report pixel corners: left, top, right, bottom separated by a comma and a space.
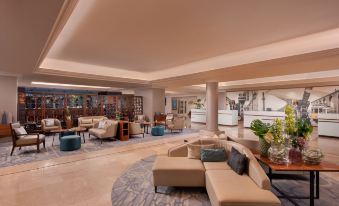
151, 126, 165, 136
60, 135, 81, 151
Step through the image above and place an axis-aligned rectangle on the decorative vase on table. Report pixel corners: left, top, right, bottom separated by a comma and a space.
268, 143, 287, 164
288, 147, 302, 164
259, 138, 270, 157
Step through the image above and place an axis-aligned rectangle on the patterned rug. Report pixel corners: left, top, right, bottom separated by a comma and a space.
111, 156, 339, 206
0, 129, 198, 168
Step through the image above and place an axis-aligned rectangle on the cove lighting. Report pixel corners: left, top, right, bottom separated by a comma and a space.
31, 82, 111, 89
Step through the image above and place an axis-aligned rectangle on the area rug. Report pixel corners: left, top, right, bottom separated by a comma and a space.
111, 156, 339, 206
0, 129, 198, 168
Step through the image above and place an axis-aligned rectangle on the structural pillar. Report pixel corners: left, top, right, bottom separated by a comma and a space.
206, 82, 219, 132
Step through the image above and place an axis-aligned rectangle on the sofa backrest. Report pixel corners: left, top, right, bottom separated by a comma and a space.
79, 116, 107, 123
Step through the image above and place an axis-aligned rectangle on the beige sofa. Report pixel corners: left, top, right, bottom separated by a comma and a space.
88, 120, 118, 143
78, 116, 107, 129
152, 139, 280, 206
41, 118, 61, 133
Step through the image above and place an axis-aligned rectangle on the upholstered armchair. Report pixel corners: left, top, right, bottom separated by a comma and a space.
129, 122, 144, 138
88, 120, 118, 143
41, 118, 61, 133
166, 116, 185, 132
10, 123, 45, 155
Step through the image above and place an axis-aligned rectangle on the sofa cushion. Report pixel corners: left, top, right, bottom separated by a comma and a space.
81, 119, 92, 124
16, 134, 45, 145
44, 126, 60, 131
187, 143, 215, 159
93, 118, 103, 124
201, 148, 226, 162
228, 147, 248, 175
203, 162, 231, 170
206, 170, 280, 206
152, 156, 205, 187
89, 128, 105, 137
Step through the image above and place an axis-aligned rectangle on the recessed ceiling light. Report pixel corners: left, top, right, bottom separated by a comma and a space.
31, 81, 111, 89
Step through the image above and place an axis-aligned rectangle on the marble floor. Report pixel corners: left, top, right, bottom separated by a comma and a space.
0, 123, 338, 206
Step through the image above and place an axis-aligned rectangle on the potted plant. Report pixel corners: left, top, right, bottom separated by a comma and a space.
267, 118, 287, 164
64, 107, 72, 129
250, 119, 270, 156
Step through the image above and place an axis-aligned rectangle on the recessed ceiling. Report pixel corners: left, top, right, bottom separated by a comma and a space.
46, 0, 339, 73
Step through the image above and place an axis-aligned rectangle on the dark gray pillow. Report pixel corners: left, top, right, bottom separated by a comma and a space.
227, 147, 247, 175
200, 148, 226, 162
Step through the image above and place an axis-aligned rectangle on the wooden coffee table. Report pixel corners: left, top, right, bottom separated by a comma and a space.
71, 127, 87, 143
255, 154, 339, 206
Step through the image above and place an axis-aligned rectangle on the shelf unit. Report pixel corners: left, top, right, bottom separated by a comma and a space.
119, 121, 129, 141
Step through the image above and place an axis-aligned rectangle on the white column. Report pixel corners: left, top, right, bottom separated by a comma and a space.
206, 82, 219, 131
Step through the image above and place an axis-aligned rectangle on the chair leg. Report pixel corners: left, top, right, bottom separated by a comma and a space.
143, 133, 144, 138
101, 139, 103, 144
19, 146, 21, 150
10, 146, 15, 156
155, 186, 157, 193
43, 140, 46, 148
37, 143, 40, 153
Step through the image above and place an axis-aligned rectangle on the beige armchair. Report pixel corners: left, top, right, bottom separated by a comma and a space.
41, 118, 61, 133
129, 122, 144, 138
10, 123, 45, 156
88, 120, 118, 143
166, 116, 185, 133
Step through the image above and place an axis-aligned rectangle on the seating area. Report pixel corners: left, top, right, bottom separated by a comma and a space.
153, 138, 281, 206
1, 1, 339, 206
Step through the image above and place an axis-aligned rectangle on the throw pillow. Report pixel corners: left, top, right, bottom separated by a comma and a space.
227, 147, 248, 175
98, 120, 106, 129
14, 126, 27, 135
187, 143, 215, 159
200, 148, 226, 162
45, 119, 54, 127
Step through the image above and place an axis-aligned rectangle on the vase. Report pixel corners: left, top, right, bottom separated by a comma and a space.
268, 143, 287, 164
288, 147, 302, 164
259, 138, 270, 157
302, 148, 323, 165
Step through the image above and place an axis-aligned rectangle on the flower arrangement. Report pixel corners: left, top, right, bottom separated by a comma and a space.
268, 118, 284, 145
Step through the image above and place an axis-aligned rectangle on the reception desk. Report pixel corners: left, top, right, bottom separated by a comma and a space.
318, 113, 339, 137
191, 109, 238, 126
243, 111, 285, 128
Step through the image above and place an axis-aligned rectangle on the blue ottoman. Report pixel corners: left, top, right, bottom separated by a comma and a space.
151, 126, 165, 136
60, 135, 81, 151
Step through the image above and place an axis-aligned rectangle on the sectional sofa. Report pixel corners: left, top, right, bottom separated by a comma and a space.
152, 138, 281, 206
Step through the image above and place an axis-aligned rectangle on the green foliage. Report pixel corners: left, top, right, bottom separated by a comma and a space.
250, 119, 270, 139
270, 118, 284, 144
284, 105, 297, 136
296, 118, 313, 138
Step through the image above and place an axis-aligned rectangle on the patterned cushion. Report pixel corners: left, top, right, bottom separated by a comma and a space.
200, 148, 226, 162
227, 147, 247, 175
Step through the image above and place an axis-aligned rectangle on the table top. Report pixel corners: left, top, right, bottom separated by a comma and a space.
255, 154, 339, 172
71, 127, 87, 132
50, 129, 67, 133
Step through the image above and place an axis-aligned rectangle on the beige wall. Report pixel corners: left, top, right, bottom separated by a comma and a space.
0, 76, 17, 122
135, 88, 165, 121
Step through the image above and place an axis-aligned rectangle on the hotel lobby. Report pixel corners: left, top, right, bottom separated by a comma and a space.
1, 1, 339, 206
